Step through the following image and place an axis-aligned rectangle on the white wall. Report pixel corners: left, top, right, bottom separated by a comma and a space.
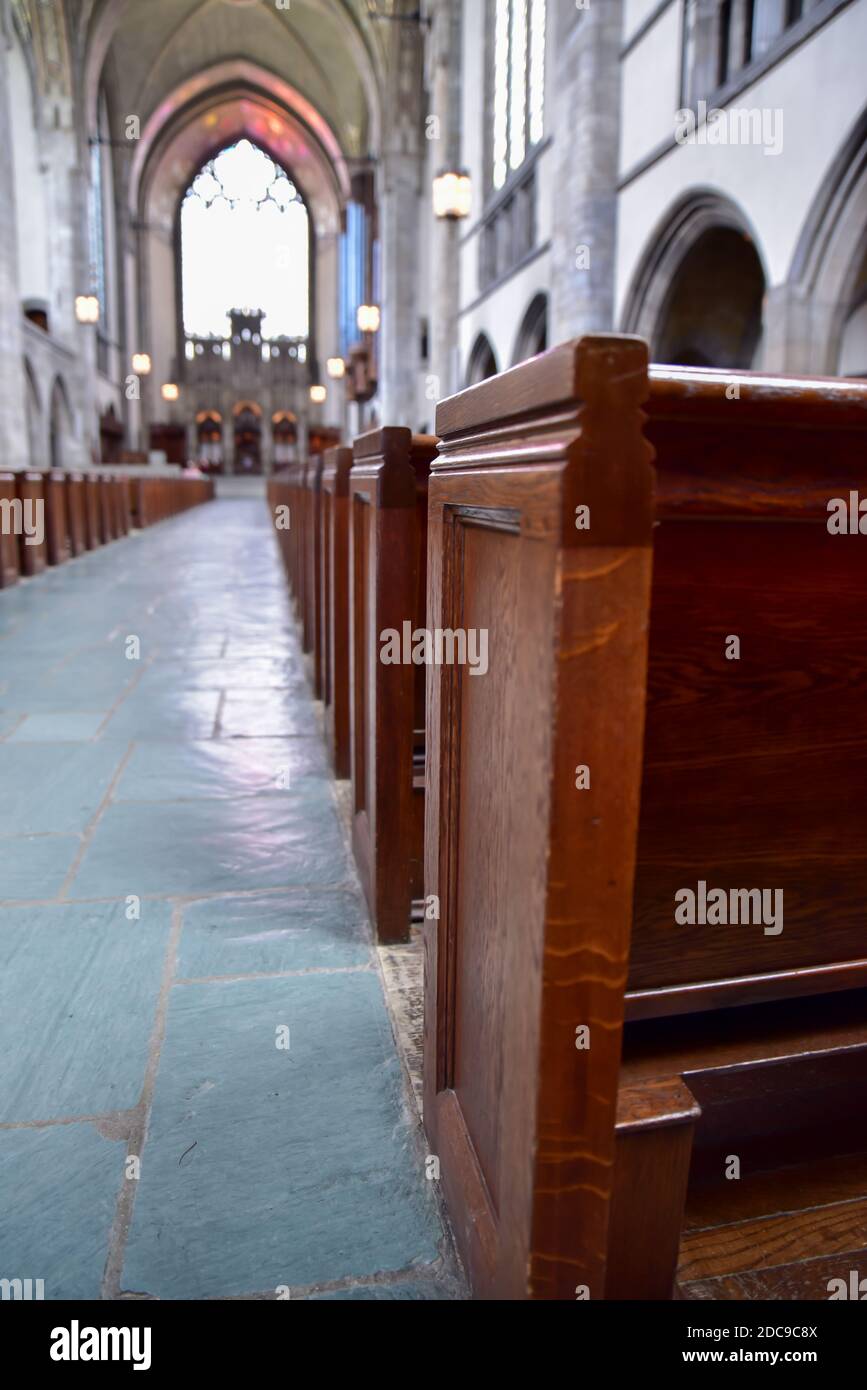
9, 37, 50, 308
616, 0, 867, 323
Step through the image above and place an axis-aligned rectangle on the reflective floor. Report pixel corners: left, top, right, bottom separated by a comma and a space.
0, 500, 461, 1300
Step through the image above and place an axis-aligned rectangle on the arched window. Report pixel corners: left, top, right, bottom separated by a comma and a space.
181, 139, 309, 341
491, 0, 547, 190
512, 292, 548, 365
466, 334, 499, 386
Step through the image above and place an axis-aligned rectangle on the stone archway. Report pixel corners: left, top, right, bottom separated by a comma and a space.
621, 191, 769, 368
465, 333, 499, 386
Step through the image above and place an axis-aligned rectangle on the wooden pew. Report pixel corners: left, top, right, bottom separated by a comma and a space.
15, 472, 48, 575
65, 473, 87, 556
113, 476, 130, 537
99, 472, 116, 542
0, 472, 21, 587
266, 476, 293, 586
305, 455, 325, 696
84, 474, 102, 549
422, 336, 867, 1300
350, 428, 438, 944
42, 471, 71, 565
320, 447, 353, 777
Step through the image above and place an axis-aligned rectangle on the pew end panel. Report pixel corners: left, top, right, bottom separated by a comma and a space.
424, 335, 655, 1299
0, 473, 22, 586
629, 368, 867, 1022
350, 427, 438, 944
15, 472, 48, 575
321, 446, 353, 778
42, 471, 71, 565
65, 473, 87, 556
305, 456, 325, 697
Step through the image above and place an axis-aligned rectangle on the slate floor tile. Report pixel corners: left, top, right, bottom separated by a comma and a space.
102, 689, 221, 741
0, 834, 80, 900
219, 690, 319, 738
115, 736, 329, 801
69, 797, 351, 898
0, 741, 126, 834
0, 900, 171, 1121
0, 1122, 125, 1300
178, 890, 370, 978
121, 973, 441, 1298
7, 711, 106, 743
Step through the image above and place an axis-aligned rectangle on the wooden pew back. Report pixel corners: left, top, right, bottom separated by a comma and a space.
630, 367, 867, 1019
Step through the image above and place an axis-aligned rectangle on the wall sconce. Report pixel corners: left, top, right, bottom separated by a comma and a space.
131, 353, 152, 376
357, 304, 381, 335
326, 357, 347, 380
161, 383, 180, 403
75, 294, 100, 325
309, 384, 327, 405
433, 169, 472, 221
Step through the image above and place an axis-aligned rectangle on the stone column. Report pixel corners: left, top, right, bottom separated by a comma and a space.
549, 0, 623, 344
0, 31, 30, 469
378, 12, 426, 426
428, 0, 462, 404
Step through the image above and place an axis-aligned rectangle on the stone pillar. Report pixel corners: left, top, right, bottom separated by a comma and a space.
378, 12, 426, 427
0, 32, 30, 469
428, 0, 463, 405
549, 0, 623, 344
762, 282, 827, 375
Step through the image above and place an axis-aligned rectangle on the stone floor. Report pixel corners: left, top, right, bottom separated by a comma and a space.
0, 499, 464, 1301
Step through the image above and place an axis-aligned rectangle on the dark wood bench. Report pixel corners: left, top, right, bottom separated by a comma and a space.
320, 447, 353, 777
85, 474, 103, 548
422, 335, 867, 1299
15, 472, 48, 575
0, 473, 21, 587
65, 473, 87, 556
100, 472, 117, 541
304, 454, 325, 696
350, 428, 437, 943
42, 471, 71, 565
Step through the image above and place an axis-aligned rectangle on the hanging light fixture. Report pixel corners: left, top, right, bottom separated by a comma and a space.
309, 384, 327, 405
326, 357, 347, 380
75, 294, 100, 325
131, 353, 152, 376
433, 169, 472, 221
161, 382, 180, 403
356, 304, 381, 335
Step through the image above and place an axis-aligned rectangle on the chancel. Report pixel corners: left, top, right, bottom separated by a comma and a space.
1, 0, 866, 1329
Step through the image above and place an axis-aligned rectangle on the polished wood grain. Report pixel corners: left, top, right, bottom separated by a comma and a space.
350, 428, 438, 943
0, 473, 21, 586
321, 447, 352, 777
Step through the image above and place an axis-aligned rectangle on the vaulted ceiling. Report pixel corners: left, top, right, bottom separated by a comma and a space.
83, 0, 387, 165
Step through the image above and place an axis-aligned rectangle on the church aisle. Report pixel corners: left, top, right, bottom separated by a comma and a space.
0, 499, 462, 1301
